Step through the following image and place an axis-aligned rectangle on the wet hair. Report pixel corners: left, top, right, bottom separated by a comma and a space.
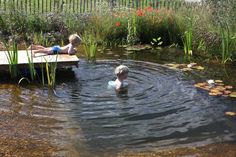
69, 34, 82, 45
114, 65, 129, 76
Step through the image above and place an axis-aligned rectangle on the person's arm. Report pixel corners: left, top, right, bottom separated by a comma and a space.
67, 43, 76, 55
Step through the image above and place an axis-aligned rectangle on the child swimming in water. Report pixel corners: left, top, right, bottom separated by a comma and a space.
28, 34, 82, 57
108, 65, 129, 90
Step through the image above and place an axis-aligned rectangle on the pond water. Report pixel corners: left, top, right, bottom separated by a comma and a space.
0, 48, 236, 156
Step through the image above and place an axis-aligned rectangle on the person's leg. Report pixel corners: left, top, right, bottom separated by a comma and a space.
32, 48, 53, 57
28, 44, 46, 50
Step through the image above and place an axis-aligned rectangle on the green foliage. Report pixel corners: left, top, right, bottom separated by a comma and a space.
151, 37, 163, 50
182, 16, 193, 60
32, 31, 52, 47
26, 48, 36, 81
44, 55, 58, 88
0, 0, 236, 63
219, 21, 236, 63
3, 41, 19, 78
127, 12, 139, 46
82, 30, 98, 62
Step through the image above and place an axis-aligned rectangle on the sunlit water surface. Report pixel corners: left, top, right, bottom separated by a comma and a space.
0, 58, 236, 157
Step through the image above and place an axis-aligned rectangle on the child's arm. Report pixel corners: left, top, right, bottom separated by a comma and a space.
67, 44, 76, 55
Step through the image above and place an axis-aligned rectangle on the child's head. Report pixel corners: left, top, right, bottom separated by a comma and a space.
115, 65, 129, 80
69, 34, 82, 46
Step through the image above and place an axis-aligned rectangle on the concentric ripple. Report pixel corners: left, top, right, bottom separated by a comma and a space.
55, 60, 236, 155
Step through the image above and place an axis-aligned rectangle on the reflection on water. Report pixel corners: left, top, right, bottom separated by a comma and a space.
0, 58, 236, 156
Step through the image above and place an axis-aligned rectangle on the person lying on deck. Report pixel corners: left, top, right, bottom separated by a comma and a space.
28, 34, 82, 57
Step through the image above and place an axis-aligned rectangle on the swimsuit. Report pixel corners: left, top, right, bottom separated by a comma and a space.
51, 45, 61, 54
107, 81, 128, 89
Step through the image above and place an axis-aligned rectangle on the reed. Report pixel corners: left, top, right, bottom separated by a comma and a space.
219, 21, 234, 63
3, 41, 19, 78
82, 30, 98, 62
44, 54, 58, 88
182, 16, 193, 60
26, 48, 36, 80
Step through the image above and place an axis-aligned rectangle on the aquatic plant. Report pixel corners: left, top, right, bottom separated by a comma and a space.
182, 16, 193, 60
3, 41, 19, 78
82, 30, 98, 62
26, 48, 36, 81
151, 37, 163, 50
219, 21, 235, 64
44, 55, 58, 88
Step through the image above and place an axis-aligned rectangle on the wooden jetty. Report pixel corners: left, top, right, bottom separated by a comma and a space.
0, 50, 79, 70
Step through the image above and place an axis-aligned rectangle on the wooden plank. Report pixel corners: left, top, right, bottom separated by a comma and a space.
0, 51, 79, 70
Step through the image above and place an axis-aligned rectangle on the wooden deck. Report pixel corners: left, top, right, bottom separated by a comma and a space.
0, 50, 79, 70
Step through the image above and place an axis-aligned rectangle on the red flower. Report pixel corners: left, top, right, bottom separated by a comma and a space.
145, 6, 153, 12
136, 9, 145, 16
115, 21, 121, 27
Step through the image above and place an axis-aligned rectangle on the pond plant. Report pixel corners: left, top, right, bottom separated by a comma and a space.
3, 41, 19, 79
82, 30, 98, 62
219, 21, 235, 64
44, 55, 58, 88
26, 49, 36, 81
182, 16, 193, 61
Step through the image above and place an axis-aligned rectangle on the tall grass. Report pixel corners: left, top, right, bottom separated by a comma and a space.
127, 11, 138, 45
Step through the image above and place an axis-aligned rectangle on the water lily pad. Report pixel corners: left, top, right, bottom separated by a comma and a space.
187, 63, 197, 68
218, 84, 225, 87
223, 90, 231, 95
215, 80, 223, 83
181, 68, 191, 71
210, 89, 220, 93
229, 92, 236, 98
225, 111, 236, 116
192, 66, 204, 70
125, 45, 152, 51
215, 86, 226, 91
225, 86, 233, 89
209, 92, 218, 96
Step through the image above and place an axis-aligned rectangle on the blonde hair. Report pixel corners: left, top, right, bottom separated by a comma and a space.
69, 34, 82, 45
114, 65, 129, 75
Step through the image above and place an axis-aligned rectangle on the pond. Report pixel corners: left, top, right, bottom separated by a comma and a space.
0, 48, 236, 157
